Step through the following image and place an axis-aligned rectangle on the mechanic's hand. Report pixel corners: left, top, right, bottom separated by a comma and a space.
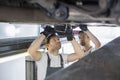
41, 25, 55, 37
66, 24, 74, 41
79, 24, 88, 31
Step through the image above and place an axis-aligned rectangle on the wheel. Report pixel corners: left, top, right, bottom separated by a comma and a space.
48, 3, 69, 20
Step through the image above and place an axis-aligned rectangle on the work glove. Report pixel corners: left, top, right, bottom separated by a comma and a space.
41, 25, 55, 38
66, 24, 74, 41
79, 24, 88, 31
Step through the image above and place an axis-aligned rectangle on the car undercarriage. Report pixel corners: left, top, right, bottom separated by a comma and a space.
0, 0, 119, 24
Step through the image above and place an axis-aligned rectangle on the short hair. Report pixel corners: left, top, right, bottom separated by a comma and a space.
46, 33, 57, 44
78, 31, 84, 34
78, 31, 89, 38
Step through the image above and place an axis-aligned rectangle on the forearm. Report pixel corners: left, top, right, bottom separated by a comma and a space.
85, 30, 101, 48
71, 39, 83, 57
28, 34, 45, 54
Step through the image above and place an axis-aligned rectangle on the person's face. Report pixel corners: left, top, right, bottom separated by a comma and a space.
78, 33, 90, 46
48, 36, 61, 50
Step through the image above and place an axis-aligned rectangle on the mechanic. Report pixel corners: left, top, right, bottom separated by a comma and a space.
28, 25, 84, 80
78, 24, 101, 56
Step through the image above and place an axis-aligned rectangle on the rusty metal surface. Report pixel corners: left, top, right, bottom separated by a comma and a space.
46, 36, 120, 80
